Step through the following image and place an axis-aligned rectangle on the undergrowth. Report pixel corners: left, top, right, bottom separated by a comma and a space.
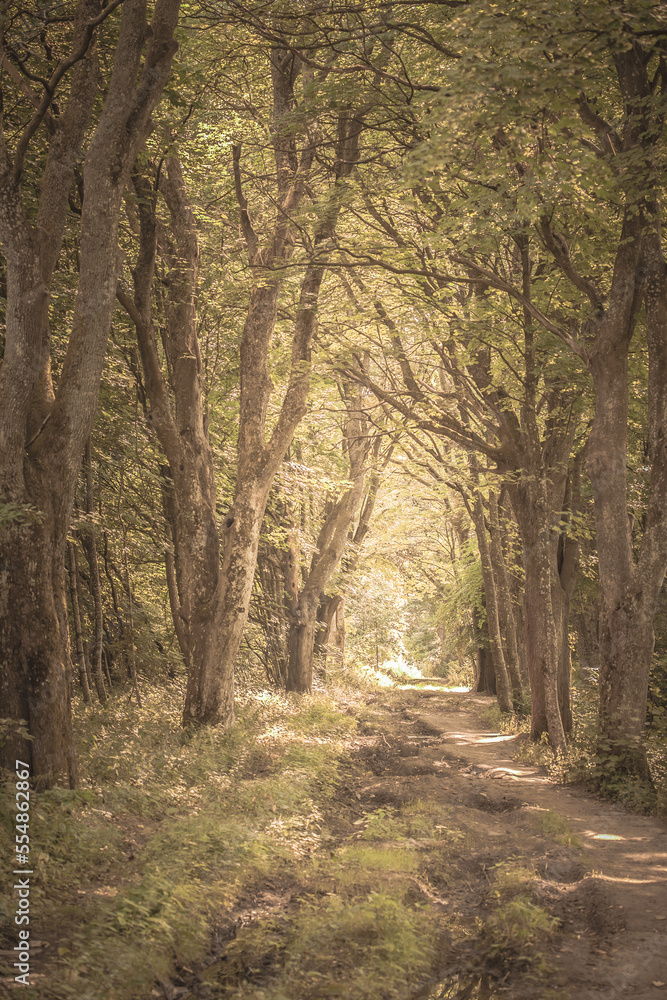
0, 684, 363, 999
0, 680, 454, 1000
481, 685, 667, 816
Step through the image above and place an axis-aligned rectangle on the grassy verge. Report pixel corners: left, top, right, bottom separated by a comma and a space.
479, 690, 667, 815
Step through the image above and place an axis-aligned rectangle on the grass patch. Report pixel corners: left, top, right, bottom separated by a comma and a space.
525, 808, 581, 848
244, 891, 437, 1000
481, 896, 559, 971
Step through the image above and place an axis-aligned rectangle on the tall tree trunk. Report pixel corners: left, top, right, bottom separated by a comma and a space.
314, 443, 387, 673
81, 440, 107, 705
0, 0, 181, 786
586, 218, 667, 778
66, 541, 91, 704
471, 494, 513, 713
488, 490, 524, 708
286, 384, 373, 692
472, 599, 496, 695
513, 482, 567, 752
499, 488, 528, 689
315, 594, 345, 669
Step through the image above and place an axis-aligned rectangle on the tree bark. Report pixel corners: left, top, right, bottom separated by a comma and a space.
286, 383, 373, 692
472, 600, 496, 695
66, 541, 91, 704
81, 440, 107, 705
586, 223, 667, 776
470, 494, 513, 713
0, 0, 181, 786
488, 489, 524, 709
512, 480, 567, 752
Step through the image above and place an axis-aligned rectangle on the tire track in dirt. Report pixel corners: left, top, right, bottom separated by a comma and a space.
380, 686, 667, 1000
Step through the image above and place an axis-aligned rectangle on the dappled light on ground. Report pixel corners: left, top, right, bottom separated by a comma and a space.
416, 972, 497, 999
447, 731, 516, 745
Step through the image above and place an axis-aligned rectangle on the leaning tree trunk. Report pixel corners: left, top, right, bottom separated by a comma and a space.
313, 444, 386, 674
286, 384, 372, 692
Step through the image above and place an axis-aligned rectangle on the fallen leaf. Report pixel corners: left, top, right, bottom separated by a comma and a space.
652, 982, 665, 988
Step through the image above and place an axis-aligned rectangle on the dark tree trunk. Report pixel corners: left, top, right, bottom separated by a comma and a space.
81, 440, 107, 705
471, 495, 513, 713
67, 541, 91, 704
472, 600, 496, 695
488, 490, 524, 708
513, 482, 567, 752
0, 0, 181, 786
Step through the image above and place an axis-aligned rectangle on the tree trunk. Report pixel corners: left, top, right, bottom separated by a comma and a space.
120, 72, 364, 723
499, 488, 529, 689
587, 313, 664, 777
67, 541, 91, 704
315, 593, 345, 671
0, 0, 181, 786
471, 495, 513, 713
81, 440, 107, 705
286, 381, 374, 692
488, 490, 524, 708
513, 482, 567, 752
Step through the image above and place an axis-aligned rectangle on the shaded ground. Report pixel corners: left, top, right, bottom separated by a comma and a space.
3, 684, 667, 1000
138, 685, 667, 1000
374, 686, 667, 999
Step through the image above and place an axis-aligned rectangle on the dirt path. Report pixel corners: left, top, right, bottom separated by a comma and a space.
360, 685, 667, 999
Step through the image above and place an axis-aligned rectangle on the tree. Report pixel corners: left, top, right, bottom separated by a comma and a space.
286, 380, 378, 692
0, 0, 181, 787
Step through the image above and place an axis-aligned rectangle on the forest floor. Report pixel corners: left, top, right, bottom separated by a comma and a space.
2, 680, 667, 1000
348, 683, 667, 1000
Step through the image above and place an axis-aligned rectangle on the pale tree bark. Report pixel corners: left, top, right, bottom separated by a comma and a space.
0, 0, 181, 787
286, 384, 375, 692
314, 450, 385, 672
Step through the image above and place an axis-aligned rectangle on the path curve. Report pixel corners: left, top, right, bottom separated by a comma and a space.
396, 687, 667, 1000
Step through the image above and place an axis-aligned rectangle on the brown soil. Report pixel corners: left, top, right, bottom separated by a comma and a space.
359, 685, 667, 1000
